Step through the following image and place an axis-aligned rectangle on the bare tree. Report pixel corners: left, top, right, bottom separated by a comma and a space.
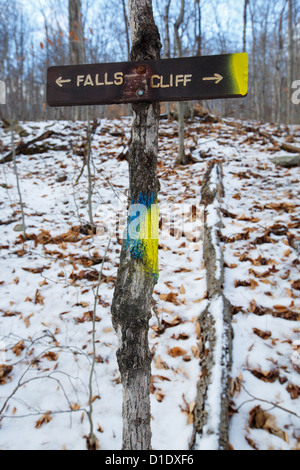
195, 0, 202, 56
111, 0, 161, 451
69, 0, 85, 64
121, 0, 131, 60
163, 0, 172, 58
243, 0, 249, 52
274, 0, 287, 123
69, 0, 85, 120
287, 0, 294, 123
174, 0, 189, 165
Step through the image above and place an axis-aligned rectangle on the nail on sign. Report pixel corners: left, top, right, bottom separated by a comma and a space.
47, 53, 248, 107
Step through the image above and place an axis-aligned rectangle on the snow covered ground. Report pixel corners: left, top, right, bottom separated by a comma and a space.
0, 116, 299, 450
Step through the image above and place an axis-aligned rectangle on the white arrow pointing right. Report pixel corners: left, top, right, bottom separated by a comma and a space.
202, 73, 223, 84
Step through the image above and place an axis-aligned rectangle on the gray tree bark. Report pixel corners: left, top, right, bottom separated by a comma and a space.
69, 0, 85, 65
163, 0, 171, 59
195, 0, 202, 56
275, 2, 286, 124
287, 0, 294, 123
69, 0, 85, 120
111, 0, 161, 451
191, 163, 232, 451
174, 0, 189, 166
163, 0, 172, 118
121, 0, 131, 61
243, 0, 249, 53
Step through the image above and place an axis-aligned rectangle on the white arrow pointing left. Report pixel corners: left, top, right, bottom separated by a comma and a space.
56, 77, 72, 87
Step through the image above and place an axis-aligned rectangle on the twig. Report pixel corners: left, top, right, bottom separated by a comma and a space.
10, 121, 27, 240
86, 237, 111, 449
239, 384, 300, 419
86, 113, 94, 228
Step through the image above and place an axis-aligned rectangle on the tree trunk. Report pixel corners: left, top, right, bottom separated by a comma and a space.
111, 0, 161, 451
121, 0, 131, 60
174, 0, 189, 166
242, 0, 249, 53
163, 0, 172, 118
163, 0, 171, 59
287, 0, 294, 123
249, 4, 260, 121
69, 0, 85, 121
195, 0, 202, 56
275, 2, 286, 123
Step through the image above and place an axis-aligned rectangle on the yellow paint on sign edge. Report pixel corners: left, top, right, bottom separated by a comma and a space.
230, 53, 249, 96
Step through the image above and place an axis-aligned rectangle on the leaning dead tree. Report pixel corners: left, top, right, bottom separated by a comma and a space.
111, 0, 161, 450
191, 163, 232, 450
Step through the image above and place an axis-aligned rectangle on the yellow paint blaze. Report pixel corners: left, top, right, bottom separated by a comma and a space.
230, 53, 249, 96
138, 203, 159, 278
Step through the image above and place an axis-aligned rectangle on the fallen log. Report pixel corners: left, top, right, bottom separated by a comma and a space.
1, 119, 29, 137
0, 130, 56, 164
223, 119, 300, 154
191, 162, 232, 451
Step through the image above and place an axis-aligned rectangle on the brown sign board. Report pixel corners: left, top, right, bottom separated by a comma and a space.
47, 53, 248, 107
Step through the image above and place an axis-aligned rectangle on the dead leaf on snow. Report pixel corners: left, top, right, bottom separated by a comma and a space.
249, 368, 280, 383
35, 412, 52, 429
253, 328, 272, 340
70, 403, 81, 411
42, 351, 59, 362
168, 347, 187, 358
159, 292, 181, 305
75, 311, 101, 324
245, 435, 259, 450
291, 280, 300, 291
180, 394, 195, 425
0, 365, 13, 385
286, 383, 300, 400
12, 340, 25, 356
34, 289, 45, 305
154, 355, 169, 370
156, 392, 165, 403
230, 373, 243, 398
24, 313, 34, 328
161, 315, 183, 329
249, 406, 287, 442
22, 266, 50, 274
179, 284, 186, 295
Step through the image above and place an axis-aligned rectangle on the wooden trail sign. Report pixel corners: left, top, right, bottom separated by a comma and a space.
47, 53, 248, 107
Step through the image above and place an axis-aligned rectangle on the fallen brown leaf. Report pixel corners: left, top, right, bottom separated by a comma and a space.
249, 368, 280, 383
292, 280, 300, 291
34, 289, 45, 305
35, 412, 52, 429
168, 347, 187, 358
253, 328, 272, 340
179, 284, 186, 295
161, 315, 183, 329
286, 383, 300, 400
156, 392, 165, 403
154, 355, 169, 370
75, 311, 101, 324
42, 351, 59, 362
0, 365, 13, 385
12, 340, 25, 356
159, 292, 180, 305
